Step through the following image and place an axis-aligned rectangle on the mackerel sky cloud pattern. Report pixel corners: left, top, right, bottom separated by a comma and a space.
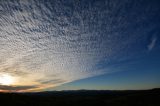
0, 0, 160, 92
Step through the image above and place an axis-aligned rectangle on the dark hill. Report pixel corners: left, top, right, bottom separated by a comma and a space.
0, 88, 160, 106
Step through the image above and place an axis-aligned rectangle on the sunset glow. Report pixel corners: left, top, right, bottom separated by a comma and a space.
0, 74, 15, 86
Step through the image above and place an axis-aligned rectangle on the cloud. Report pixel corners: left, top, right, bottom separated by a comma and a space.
0, 85, 36, 91
148, 37, 157, 51
0, 0, 159, 92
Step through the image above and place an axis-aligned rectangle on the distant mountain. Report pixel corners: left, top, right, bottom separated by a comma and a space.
0, 88, 160, 106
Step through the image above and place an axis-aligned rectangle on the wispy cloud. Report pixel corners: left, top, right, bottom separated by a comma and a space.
148, 37, 157, 51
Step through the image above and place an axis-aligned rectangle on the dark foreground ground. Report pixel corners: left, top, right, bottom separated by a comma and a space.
0, 88, 160, 106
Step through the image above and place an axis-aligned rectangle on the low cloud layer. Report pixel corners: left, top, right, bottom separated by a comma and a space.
0, 0, 159, 92
0, 85, 36, 91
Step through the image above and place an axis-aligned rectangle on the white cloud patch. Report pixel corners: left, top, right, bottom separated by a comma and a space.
148, 37, 157, 51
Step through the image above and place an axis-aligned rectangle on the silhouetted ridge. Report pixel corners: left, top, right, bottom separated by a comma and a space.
0, 88, 159, 106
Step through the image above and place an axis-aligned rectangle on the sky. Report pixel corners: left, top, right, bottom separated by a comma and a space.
0, 0, 160, 92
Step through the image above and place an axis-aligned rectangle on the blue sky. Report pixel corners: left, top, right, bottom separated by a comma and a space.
54, 49, 160, 90
0, 0, 160, 92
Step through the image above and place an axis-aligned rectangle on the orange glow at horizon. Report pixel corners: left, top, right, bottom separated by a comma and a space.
0, 72, 62, 93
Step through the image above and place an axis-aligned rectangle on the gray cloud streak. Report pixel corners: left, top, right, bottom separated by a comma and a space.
148, 37, 157, 51
0, 85, 36, 91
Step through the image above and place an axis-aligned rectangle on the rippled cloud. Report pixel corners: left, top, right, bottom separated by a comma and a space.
0, 0, 159, 92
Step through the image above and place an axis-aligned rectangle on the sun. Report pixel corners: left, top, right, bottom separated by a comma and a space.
0, 74, 15, 85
